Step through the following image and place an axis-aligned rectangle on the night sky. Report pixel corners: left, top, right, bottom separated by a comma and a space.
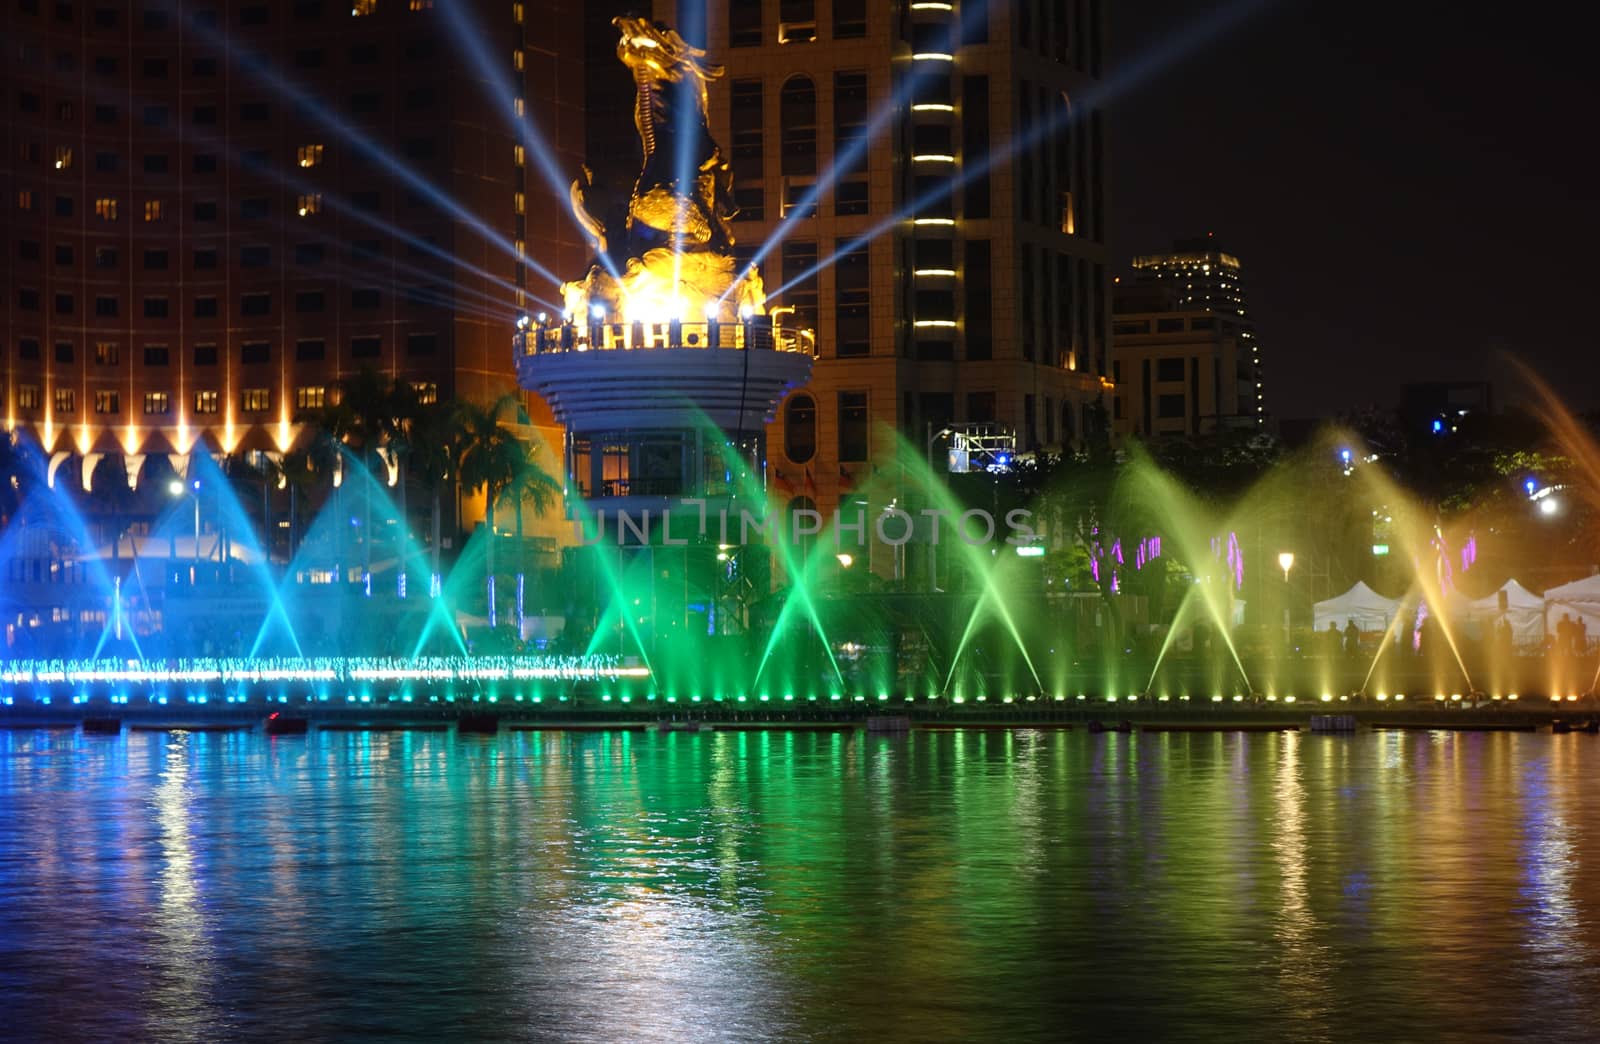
1110, 0, 1598, 420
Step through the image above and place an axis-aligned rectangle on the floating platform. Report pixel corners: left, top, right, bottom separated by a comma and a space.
712, 722, 860, 731
128, 722, 254, 733
456, 713, 501, 735
263, 713, 310, 736
315, 722, 452, 733
80, 718, 122, 735
916, 722, 1076, 731
507, 723, 650, 732
1369, 722, 1538, 732
1143, 723, 1297, 733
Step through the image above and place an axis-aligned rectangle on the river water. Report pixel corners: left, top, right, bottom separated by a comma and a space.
1, 726, 1597, 1041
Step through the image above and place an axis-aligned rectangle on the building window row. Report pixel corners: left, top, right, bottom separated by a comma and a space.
728, 0, 867, 47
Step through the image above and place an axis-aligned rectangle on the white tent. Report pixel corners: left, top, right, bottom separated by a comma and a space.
1544, 574, 1600, 641
1461, 579, 1545, 651
1314, 581, 1401, 634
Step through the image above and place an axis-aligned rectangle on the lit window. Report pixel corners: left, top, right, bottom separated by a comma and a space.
17, 190, 35, 211
194, 390, 219, 414
513, 97, 525, 117
410, 0, 433, 7
513, 192, 525, 215
352, 0, 376, 14
513, 50, 523, 71
410, 381, 438, 405
512, 145, 525, 167
514, 239, 525, 256
297, 144, 324, 168
94, 390, 121, 415
18, 386, 42, 410
143, 392, 171, 415
241, 388, 272, 413
93, 342, 119, 366
143, 200, 164, 222
54, 389, 75, 413
297, 193, 322, 216
295, 386, 327, 410
95, 197, 118, 220
512, 2, 523, 24
54, 145, 72, 170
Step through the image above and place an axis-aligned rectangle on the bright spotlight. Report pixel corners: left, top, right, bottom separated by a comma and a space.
739, 303, 755, 320
516, 314, 530, 329
536, 312, 548, 324
590, 303, 606, 320
836, 553, 854, 568
704, 301, 720, 320
167, 480, 184, 497
1540, 497, 1560, 517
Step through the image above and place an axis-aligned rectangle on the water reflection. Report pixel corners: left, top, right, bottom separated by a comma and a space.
147, 733, 216, 1038
3, 728, 1600, 1040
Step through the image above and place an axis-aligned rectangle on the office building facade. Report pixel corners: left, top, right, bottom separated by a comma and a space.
645, 0, 1112, 548
1, 0, 584, 502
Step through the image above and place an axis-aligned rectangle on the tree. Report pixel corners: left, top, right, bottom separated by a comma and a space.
405, 399, 460, 580
454, 395, 563, 615
0, 431, 35, 528
293, 367, 423, 573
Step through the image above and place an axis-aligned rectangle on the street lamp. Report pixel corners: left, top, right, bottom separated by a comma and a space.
1278, 551, 1295, 650
169, 478, 201, 566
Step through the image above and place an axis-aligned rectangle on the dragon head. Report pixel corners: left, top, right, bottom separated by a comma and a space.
612, 16, 724, 83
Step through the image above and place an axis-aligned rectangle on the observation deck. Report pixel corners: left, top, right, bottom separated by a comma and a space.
514, 313, 815, 435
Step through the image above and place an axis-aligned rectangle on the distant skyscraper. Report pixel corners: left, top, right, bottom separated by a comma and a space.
1110, 280, 1256, 438
1123, 234, 1265, 427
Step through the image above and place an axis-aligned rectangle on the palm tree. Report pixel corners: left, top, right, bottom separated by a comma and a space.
293, 367, 420, 576
406, 399, 459, 580
0, 431, 32, 528
278, 450, 318, 557
86, 455, 137, 563
454, 395, 563, 618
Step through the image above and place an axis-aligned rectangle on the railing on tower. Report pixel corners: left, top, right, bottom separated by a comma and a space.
515, 311, 816, 358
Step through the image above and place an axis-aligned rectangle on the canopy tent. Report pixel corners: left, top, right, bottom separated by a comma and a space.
1459, 579, 1545, 651
1544, 574, 1600, 640
1313, 581, 1401, 634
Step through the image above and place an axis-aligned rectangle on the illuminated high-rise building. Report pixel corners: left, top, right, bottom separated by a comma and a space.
642, 0, 1113, 564
0, 0, 584, 533
1122, 234, 1266, 426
